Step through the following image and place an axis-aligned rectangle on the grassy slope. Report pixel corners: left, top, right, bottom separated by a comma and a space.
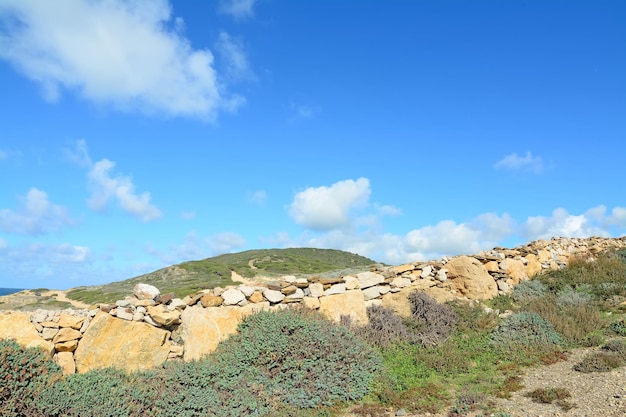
66, 248, 377, 304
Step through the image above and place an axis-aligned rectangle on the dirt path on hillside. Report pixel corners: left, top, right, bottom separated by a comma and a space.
42, 290, 92, 309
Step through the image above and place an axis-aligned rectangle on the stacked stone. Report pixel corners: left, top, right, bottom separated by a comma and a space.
30, 308, 96, 375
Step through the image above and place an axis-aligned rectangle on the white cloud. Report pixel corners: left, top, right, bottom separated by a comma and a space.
181, 211, 196, 220
215, 32, 253, 82
0, 187, 74, 235
218, 0, 256, 20
146, 230, 246, 264
289, 178, 371, 231
248, 190, 267, 206
606, 207, 626, 227
522, 207, 610, 241
494, 151, 544, 174
64, 138, 92, 168
87, 159, 162, 222
0, 0, 243, 120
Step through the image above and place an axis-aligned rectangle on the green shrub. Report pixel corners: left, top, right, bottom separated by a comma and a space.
34, 367, 153, 417
525, 387, 575, 411
511, 280, 547, 304
601, 338, 626, 357
609, 319, 626, 336
490, 312, 563, 351
555, 286, 592, 307
210, 307, 381, 410
0, 339, 61, 417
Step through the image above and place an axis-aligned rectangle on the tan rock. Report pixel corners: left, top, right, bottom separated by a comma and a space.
52, 328, 82, 344
393, 264, 415, 274
483, 261, 500, 272
58, 314, 85, 330
200, 294, 223, 307
525, 254, 542, 277
40, 321, 60, 328
500, 258, 528, 285
0, 312, 54, 358
41, 327, 59, 340
74, 312, 171, 373
318, 290, 368, 325
146, 305, 182, 327
445, 256, 498, 300
423, 287, 456, 303
180, 303, 270, 361
248, 291, 265, 303
538, 249, 552, 263
381, 289, 413, 317
302, 296, 321, 310
55, 351, 76, 375
55, 339, 79, 352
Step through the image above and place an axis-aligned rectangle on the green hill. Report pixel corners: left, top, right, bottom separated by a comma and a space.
66, 248, 378, 304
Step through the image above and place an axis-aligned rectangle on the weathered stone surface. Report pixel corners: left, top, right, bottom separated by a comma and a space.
74, 312, 170, 373
133, 283, 161, 301
391, 277, 411, 288
324, 283, 346, 296
499, 258, 528, 285
263, 289, 285, 303
115, 308, 134, 321
0, 312, 54, 357
180, 303, 269, 361
525, 254, 542, 277
201, 294, 224, 307
248, 291, 265, 303
41, 327, 59, 340
356, 271, 385, 289
423, 287, 456, 303
55, 339, 79, 352
445, 256, 498, 300
53, 328, 82, 344
41, 321, 59, 328
146, 305, 181, 327
393, 264, 415, 274
484, 261, 500, 272
318, 290, 367, 325
382, 289, 413, 317
362, 286, 381, 301
308, 282, 325, 298
436, 268, 448, 282
302, 296, 321, 309
286, 288, 305, 300
420, 266, 433, 278
344, 275, 359, 290
237, 285, 256, 297
280, 285, 298, 295
57, 314, 85, 330
55, 351, 76, 375
221, 289, 246, 306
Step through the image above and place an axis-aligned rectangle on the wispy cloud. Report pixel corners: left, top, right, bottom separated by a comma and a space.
0, 187, 75, 235
494, 151, 544, 174
0, 0, 243, 120
218, 0, 257, 20
68, 140, 162, 222
215, 32, 253, 82
248, 190, 267, 206
87, 159, 162, 222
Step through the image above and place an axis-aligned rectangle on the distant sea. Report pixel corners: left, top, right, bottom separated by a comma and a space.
0, 288, 24, 296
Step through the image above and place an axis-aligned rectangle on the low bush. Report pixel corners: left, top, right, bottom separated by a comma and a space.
602, 338, 626, 357
490, 312, 563, 352
573, 351, 624, 373
355, 305, 412, 348
555, 286, 592, 307
408, 291, 457, 346
209, 307, 382, 411
511, 280, 547, 304
525, 387, 575, 411
0, 339, 61, 417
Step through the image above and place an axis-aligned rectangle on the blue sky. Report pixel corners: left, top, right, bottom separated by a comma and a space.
0, 0, 624, 290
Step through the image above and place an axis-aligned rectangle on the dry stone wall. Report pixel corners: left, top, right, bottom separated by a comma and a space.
1, 236, 625, 375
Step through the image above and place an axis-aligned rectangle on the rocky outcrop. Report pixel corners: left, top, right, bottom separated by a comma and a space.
74, 312, 171, 373
445, 256, 499, 300
0, 311, 54, 357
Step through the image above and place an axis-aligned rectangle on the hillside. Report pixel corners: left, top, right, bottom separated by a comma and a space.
66, 248, 377, 304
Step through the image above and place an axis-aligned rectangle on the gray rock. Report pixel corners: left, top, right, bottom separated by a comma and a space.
263, 289, 285, 303
133, 283, 160, 301
356, 271, 385, 289
222, 289, 246, 306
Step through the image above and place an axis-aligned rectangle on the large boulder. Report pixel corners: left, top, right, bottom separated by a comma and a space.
500, 258, 528, 285
445, 256, 498, 300
74, 312, 170, 373
180, 303, 270, 362
0, 311, 54, 357
318, 290, 368, 325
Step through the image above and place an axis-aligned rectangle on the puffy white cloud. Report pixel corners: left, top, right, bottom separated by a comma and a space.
289, 178, 371, 231
218, 0, 256, 20
87, 159, 162, 222
494, 151, 544, 174
0, 0, 243, 120
522, 207, 610, 241
606, 207, 626, 227
0, 187, 74, 235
